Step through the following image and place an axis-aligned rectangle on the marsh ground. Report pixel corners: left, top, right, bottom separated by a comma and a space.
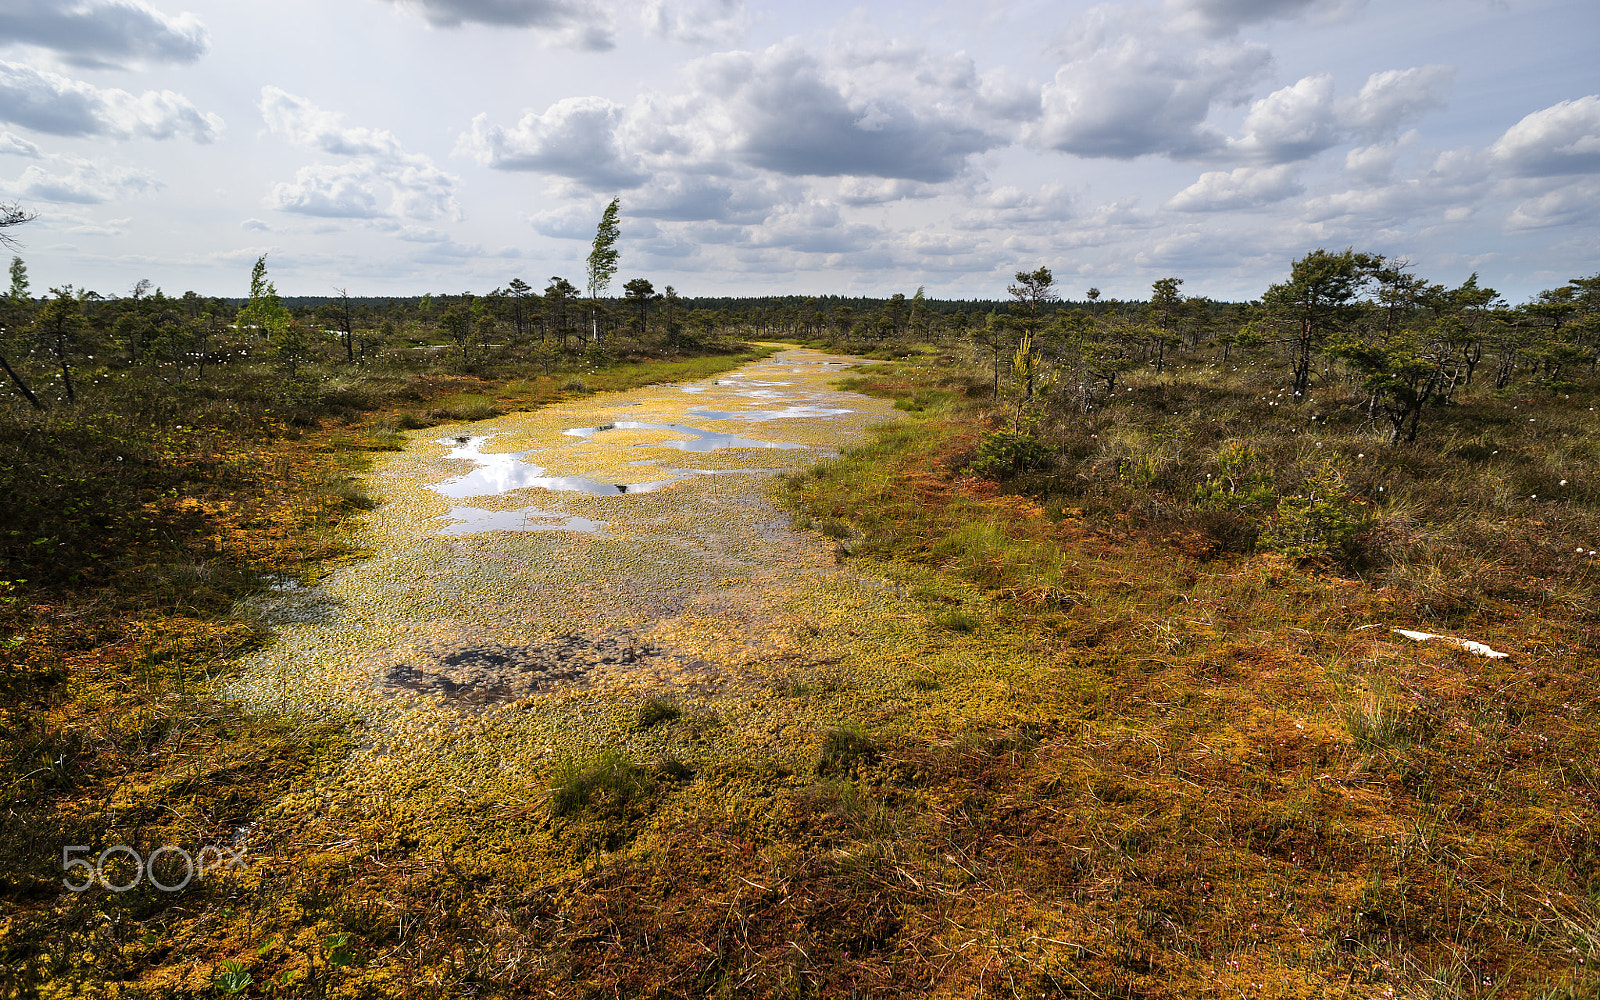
3, 344, 1597, 1000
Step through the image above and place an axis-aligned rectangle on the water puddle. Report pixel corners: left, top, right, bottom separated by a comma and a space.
429, 432, 794, 508
438, 506, 607, 535
688, 404, 855, 422
560, 421, 807, 452
229, 347, 903, 730
430, 435, 682, 498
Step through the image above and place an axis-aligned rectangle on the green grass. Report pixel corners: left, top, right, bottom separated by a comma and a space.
428, 391, 501, 421
634, 694, 681, 728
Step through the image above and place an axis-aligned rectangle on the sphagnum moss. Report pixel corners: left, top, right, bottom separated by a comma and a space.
227, 348, 928, 833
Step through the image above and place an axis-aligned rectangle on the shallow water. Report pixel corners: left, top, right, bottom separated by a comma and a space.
228, 348, 903, 731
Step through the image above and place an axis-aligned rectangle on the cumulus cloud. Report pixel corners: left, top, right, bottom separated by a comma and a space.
0, 130, 41, 157
1029, 0, 1440, 166
462, 35, 1006, 224
641, 0, 747, 45
260, 88, 460, 222
527, 202, 604, 239
835, 176, 941, 206
1342, 133, 1416, 185
1166, 0, 1369, 37
459, 97, 649, 188
0, 60, 221, 141
629, 172, 799, 224
1490, 95, 1600, 177
1166, 163, 1303, 210
746, 201, 881, 254
1302, 146, 1491, 224
5, 155, 159, 204
269, 162, 385, 219
952, 184, 1076, 230
1223, 66, 1451, 163
1505, 176, 1600, 230
381, 0, 614, 50
260, 86, 405, 158
691, 43, 999, 181
1030, 7, 1269, 159
1226, 74, 1338, 162
0, 0, 208, 69
1337, 65, 1453, 137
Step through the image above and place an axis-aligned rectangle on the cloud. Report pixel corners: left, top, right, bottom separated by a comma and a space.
62, 214, 132, 237
1166, 163, 1303, 210
1337, 65, 1453, 137
1342, 133, 1415, 185
835, 176, 940, 206
240, 218, 271, 232
459, 97, 649, 188
1030, 7, 1269, 159
1226, 74, 1338, 161
1166, 0, 1369, 37
690, 43, 999, 181
0, 60, 221, 141
1031, 0, 1439, 165
641, 0, 747, 45
1222, 66, 1451, 164
0, 130, 41, 157
1490, 95, 1600, 178
0, 0, 208, 69
381, 0, 614, 49
261, 88, 460, 222
268, 162, 385, 219
629, 172, 798, 224
463, 36, 1007, 211
6, 156, 159, 204
1302, 146, 1491, 224
527, 202, 603, 239
951, 184, 1076, 229
1505, 176, 1600, 230
260, 86, 405, 158
745, 201, 881, 254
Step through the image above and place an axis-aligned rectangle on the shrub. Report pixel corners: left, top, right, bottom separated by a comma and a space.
969, 430, 1049, 479
562, 378, 590, 393
1259, 465, 1368, 560
1194, 440, 1275, 512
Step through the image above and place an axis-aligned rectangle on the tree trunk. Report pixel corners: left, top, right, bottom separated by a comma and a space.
0, 351, 44, 410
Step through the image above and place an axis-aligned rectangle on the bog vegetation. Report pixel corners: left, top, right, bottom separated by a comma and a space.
2, 240, 1598, 1000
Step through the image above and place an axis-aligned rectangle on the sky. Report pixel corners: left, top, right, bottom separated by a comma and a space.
0, 0, 1596, 303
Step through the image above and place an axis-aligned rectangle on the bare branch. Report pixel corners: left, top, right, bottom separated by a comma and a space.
0, 202, 38, 251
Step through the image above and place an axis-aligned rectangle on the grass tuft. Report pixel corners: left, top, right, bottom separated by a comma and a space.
429, 392, 501, 421
634, 695, 681, 729
549, 751, 652, 819
817, 727, 878, 776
